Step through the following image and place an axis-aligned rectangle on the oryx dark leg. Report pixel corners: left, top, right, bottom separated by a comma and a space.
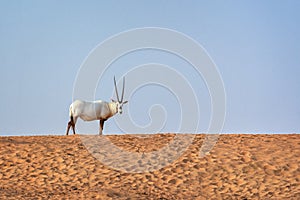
99, 119, 105, 135
72, 123, 76, 135
66, 116, 76, 135
66, 121, 72, 135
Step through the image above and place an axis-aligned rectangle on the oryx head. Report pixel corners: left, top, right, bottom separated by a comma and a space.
112, 76, 128, 114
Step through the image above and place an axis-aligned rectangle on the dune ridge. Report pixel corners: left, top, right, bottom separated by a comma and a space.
0, 134, 299, 199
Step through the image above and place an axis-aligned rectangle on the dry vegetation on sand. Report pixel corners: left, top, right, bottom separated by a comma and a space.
0, 134, 299, 199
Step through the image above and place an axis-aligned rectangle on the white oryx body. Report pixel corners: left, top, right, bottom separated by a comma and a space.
66, 77, 127, 135
69, 100, 117, 123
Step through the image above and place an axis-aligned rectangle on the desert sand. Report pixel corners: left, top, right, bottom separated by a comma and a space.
0, 134, 299, 199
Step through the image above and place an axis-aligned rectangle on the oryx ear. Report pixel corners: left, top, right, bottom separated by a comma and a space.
123, 100, 128, 104
111, 98, 116, 102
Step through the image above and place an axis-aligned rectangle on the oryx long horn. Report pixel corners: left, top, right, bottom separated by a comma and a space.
121, 77, 125, 102
114, 76, 120, 102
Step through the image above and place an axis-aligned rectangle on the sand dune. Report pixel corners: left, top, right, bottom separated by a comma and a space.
0, 134, 299, 199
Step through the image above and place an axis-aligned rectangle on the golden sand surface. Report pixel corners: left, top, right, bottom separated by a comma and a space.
0, 134, 299, 199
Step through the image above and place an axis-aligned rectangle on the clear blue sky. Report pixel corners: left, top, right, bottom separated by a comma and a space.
0, 1, 299, 135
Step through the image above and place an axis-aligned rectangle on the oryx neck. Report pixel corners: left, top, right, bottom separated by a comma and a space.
108, 102, 118, 115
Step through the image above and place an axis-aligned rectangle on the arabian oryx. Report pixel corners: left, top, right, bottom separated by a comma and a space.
66, 77, 128, 135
